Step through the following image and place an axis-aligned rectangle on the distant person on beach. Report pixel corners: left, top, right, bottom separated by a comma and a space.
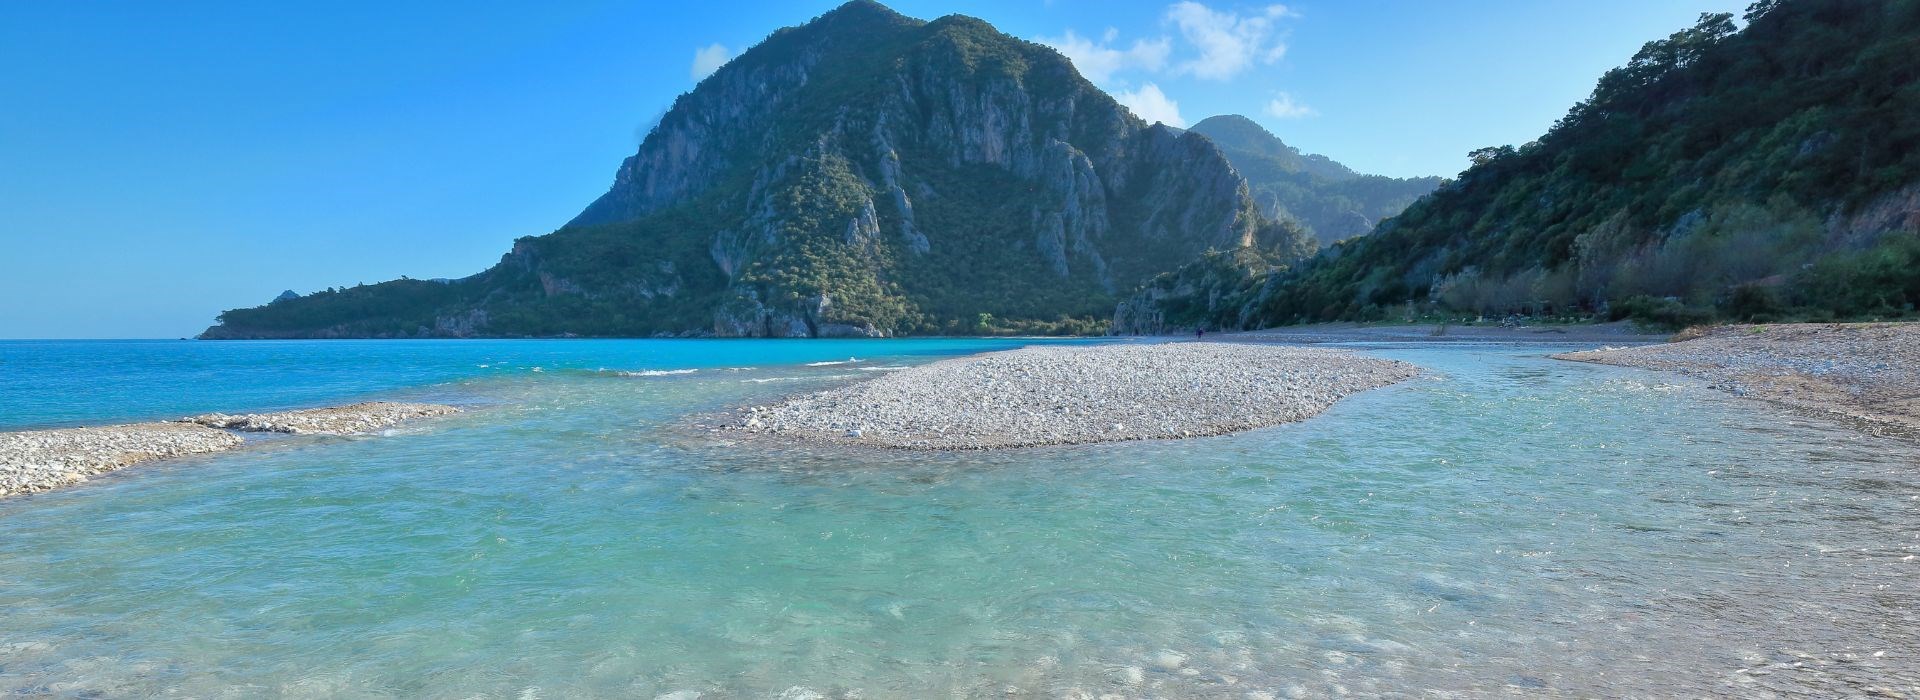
1196, 327, 1205, 339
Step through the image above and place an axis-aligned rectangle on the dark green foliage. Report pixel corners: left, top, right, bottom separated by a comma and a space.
895, 163, 1110, 327
1795, 233, 1920, 317
212, 280, 466, 337
1608, 296, 1717, 330
1147, 0, 1920, 330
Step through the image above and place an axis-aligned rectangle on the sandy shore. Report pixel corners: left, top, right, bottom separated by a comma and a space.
1555, 323, 1920, 438
1, 402, 460, 498
723, 342, 1420, 450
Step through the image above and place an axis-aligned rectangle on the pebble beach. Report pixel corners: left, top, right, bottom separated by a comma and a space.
1555, 322, 1920, 437
0, 423, 243, 497
185, 401, 463, 435
0, 401, 460, 498
723, 342, 1422, 450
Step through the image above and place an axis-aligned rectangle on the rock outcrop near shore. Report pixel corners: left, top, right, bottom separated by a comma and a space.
1, 402, 461, 498
1555, 323, 1920, 437
726, 342, 1420, 449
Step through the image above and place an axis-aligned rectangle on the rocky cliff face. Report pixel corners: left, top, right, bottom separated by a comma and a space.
205, 0, 1301, 339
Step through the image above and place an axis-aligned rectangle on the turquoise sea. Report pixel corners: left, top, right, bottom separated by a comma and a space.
1, 338, 1916, 697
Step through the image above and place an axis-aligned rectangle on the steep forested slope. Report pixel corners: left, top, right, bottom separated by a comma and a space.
1121, 0, 1920, 333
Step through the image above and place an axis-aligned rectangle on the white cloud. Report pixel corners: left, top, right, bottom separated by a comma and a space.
690, 43, 731, 81
1114, 83, 1187, 127
1036, 28, 1171, 84
1166, 2, 1293, 80
1264, 91, 1316, 119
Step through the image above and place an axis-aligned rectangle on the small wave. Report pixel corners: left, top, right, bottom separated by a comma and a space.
804, 357, 861, 367
618, 369, 700, 377
856, 366, 906, 372
530, 367, 544, 373
744, 373, 858, 383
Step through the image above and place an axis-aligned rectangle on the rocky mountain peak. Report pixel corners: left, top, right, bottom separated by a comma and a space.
205, 1, 1308, 340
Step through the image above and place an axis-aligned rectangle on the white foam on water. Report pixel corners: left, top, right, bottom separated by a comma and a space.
744, 374, 858, 383
619, 369, 700, 377
804, 358, 861, 367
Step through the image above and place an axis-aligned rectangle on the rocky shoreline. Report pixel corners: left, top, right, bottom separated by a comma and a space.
1554, 323, 1920, 438
1, 402, 460, 498
721, 342, 1421, 450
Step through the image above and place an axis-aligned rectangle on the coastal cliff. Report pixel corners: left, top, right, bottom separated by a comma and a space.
203, 1, 1306, 339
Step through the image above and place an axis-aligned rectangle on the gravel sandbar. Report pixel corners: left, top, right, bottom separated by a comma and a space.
724, 342, 1420, 450
1, 423, 243, 497
1555, 323, 1920, 437
186, 402, 462, 435
2, 401, 462, 498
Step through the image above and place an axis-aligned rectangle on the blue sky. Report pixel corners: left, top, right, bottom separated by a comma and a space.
0, 0, 1746, 338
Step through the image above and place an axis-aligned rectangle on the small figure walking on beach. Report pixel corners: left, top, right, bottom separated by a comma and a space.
1196, 327, 1205, 339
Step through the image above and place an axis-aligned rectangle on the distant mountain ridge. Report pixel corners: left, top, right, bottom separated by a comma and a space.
1187, 115, 1443, 245
204, 0, 1311, 339
1188, 115, 1359, 182
1118, 0, 1920, 333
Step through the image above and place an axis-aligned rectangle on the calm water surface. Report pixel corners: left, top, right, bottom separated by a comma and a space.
1, 339, 1916, 697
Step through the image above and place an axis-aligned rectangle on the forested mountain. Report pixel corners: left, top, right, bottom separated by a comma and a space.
205, 0, 1311, 339
1187, 115, 1443, 244
1118, 0, 1920, 334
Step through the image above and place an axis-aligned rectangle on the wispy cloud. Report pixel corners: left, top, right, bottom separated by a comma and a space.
1038, 2, 1296, 86
1114, 83, 1187, 127
1264, 91, 1316, 119
1167, 2, 1293, 80
1036, 28, 1171, 84
690, 43, 731, 81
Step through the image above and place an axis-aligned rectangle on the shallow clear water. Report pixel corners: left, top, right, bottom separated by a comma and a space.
2, 340, 1917, 698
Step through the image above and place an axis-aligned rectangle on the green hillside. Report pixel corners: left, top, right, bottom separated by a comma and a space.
1121, 0, 1920, 332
